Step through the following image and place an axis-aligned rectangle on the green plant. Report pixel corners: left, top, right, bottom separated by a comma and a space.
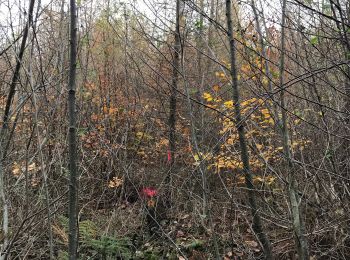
87, 236, 133, 259
57, 216, 133, 259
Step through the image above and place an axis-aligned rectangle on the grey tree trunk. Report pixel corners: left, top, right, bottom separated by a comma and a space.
225, 1, 273, 259
279, 0, 309, 259
68, 0, 79, 259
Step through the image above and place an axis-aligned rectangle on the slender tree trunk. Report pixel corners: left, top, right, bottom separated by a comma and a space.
330, 0, 350, 117
179, 6, 220, 254
1, 0, 35, 133
167, 0, 182, 186
68, 0, 79, 259
194, 0, 205, 143
279, 1, 309, 259
0, 0, 35, 258
225, 1, 273, 259
207, 0, 215, 68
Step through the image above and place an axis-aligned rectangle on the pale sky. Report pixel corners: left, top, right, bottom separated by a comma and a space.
0, 0, 155, 41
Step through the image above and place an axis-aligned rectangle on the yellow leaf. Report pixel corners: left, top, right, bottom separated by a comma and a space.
266, 176, 276, 185
203, 92, 213, 102
227, 137, 235, 145
262, 77, 268, 86
193, 154, 200, 161
224, 100, 234, 109
253, 176, 264, 183
212, 85, 220, 92
261, 108, 270, 116
237, 176, 245, 184
136, 132, 144, 138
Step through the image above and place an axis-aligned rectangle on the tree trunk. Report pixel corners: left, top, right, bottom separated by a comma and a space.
225, 1, 273, 259
68, 0, 79, 259
279, 0, 309, 259
167, 0, 182, 186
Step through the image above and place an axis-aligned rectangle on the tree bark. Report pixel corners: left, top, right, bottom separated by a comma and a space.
225, 1, 273, 259
167, 0, 182, 185
68, 0, 79, 259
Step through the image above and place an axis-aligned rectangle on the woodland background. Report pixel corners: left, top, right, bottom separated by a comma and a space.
0, 0, 350, 259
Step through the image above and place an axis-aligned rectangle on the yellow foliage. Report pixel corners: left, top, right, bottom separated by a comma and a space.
224, 100, 234, 109
193, 154, 200, 165
260, 108, 270, 116
203, 92, 213, 102
213, 85, 220, 92
201, 87, 311, 175
253, 175, 276, 185
237, 176, 246, 184
136, 131, 153, 140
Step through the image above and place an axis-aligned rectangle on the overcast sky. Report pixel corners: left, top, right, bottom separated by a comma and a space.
0, 0, 284, 47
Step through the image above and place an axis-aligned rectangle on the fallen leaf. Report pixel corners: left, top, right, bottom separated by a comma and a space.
176, 230, 185, 238
245, 240, 258, 248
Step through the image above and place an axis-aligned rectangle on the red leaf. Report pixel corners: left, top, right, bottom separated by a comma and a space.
141, 187, 158, 198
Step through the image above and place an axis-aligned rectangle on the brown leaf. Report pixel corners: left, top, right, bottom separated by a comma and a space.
176, 230, 185, 238
245, 240, 259, 248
